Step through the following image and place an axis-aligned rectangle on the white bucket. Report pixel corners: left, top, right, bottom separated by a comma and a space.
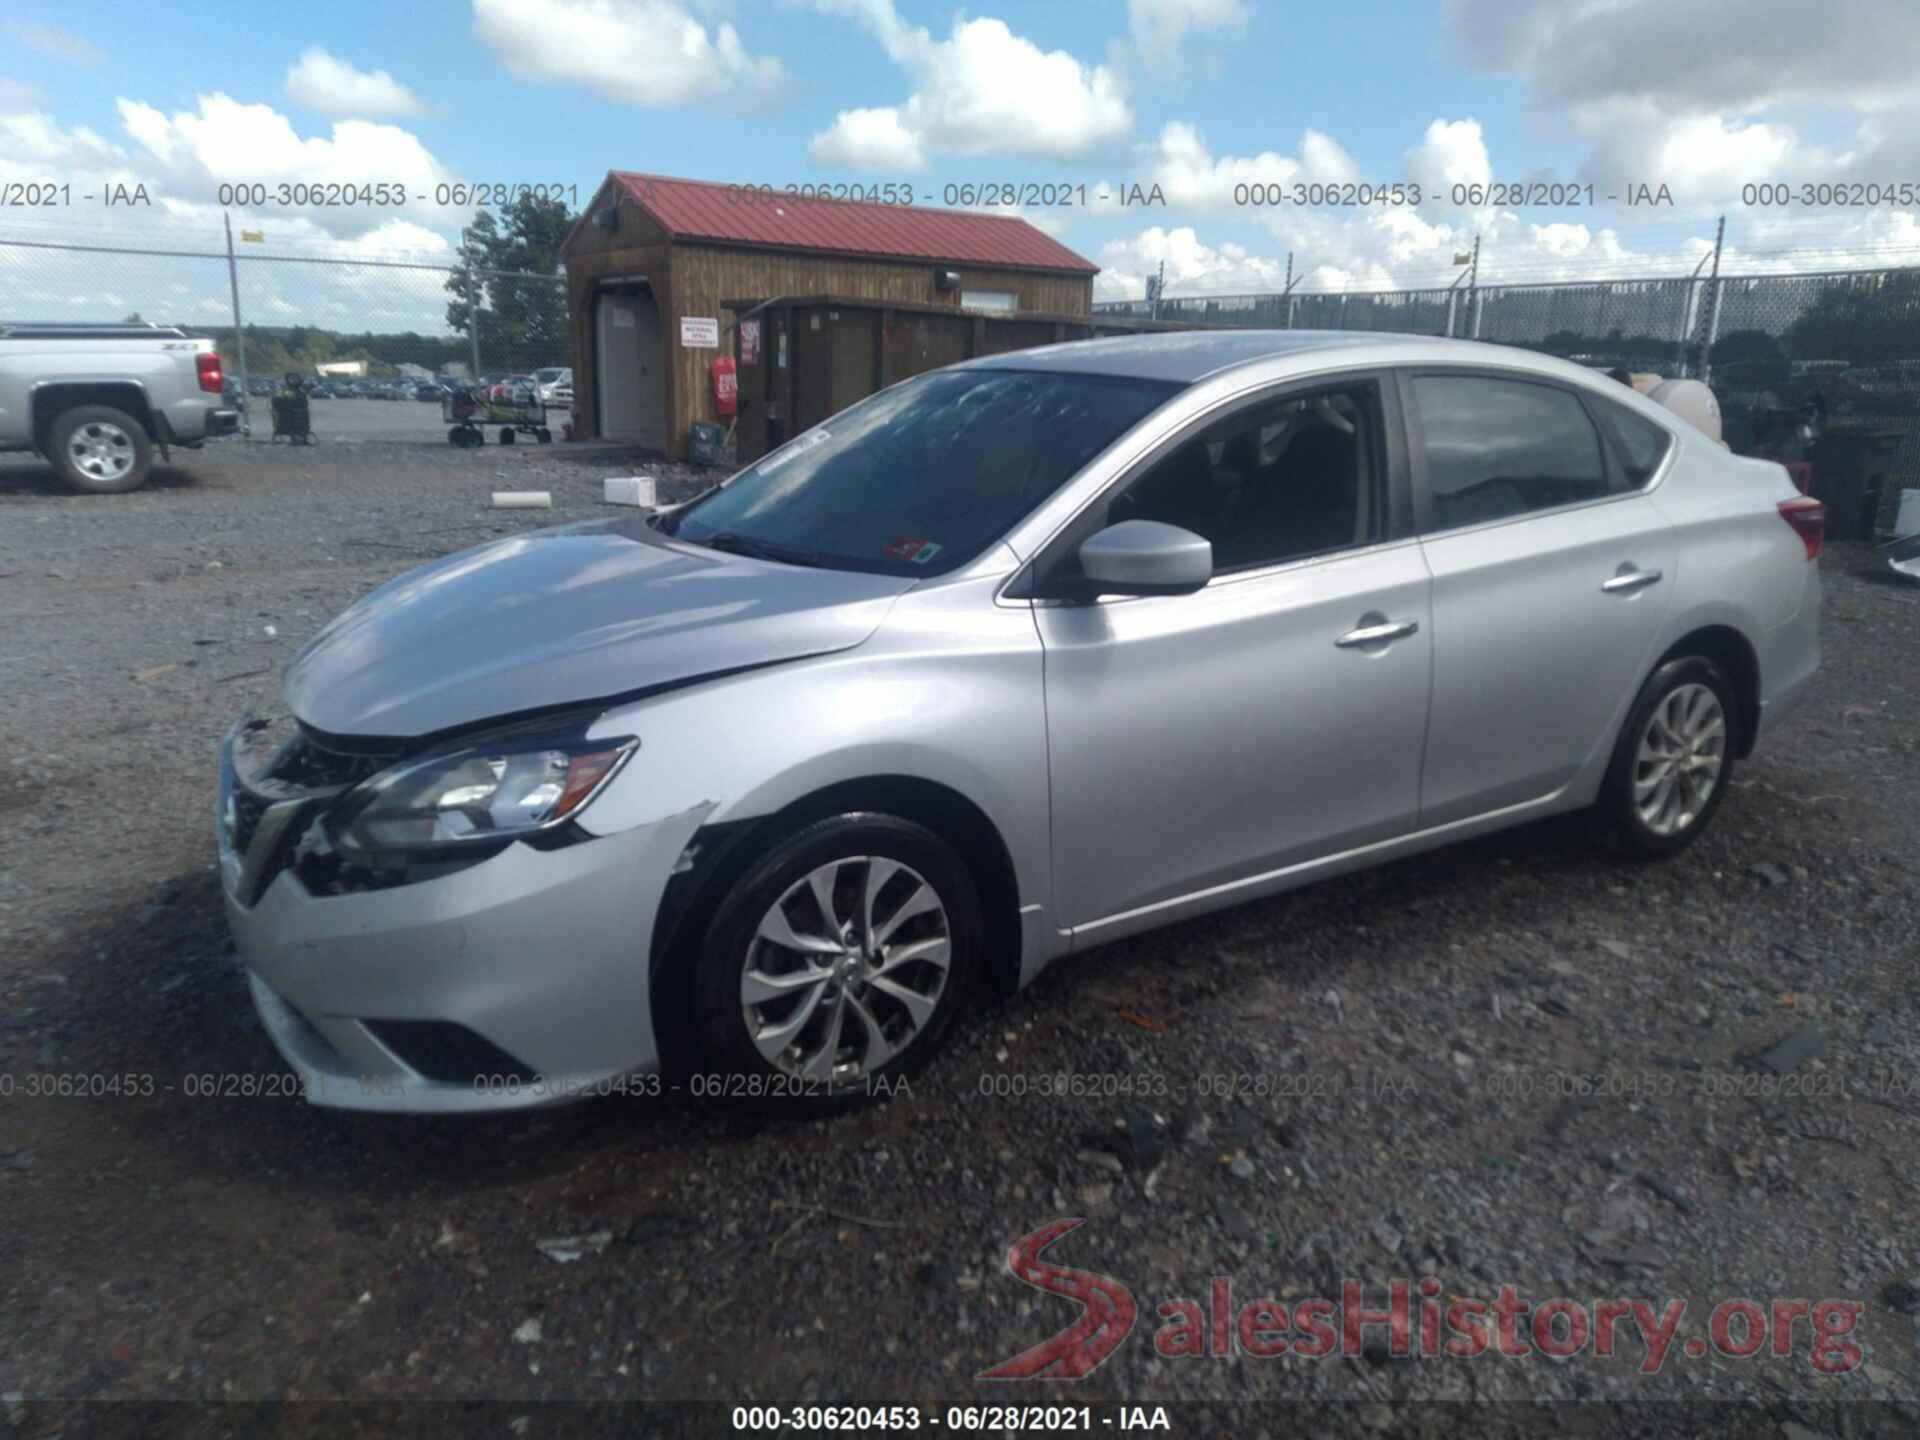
1896, 488, 1920, 538
603, 475, 657, 507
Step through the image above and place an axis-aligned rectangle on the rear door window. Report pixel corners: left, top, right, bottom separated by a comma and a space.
1408, 374, 1611, 532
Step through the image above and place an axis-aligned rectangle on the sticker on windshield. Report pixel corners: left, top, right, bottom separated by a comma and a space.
884, 536, 941, 564
758, 428, 829, 472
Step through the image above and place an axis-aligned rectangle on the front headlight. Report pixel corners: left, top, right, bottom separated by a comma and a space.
329, 730, 637, 854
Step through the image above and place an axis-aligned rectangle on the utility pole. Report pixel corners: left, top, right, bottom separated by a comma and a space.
463, 227, 483, 379
1676, 247, 1712, 376
1694, 215, 1725, 384
1282, 252, 1297, 329
1468, 233, 1482, 338
223, 213, 248, 423
1146, 258, 1166, 320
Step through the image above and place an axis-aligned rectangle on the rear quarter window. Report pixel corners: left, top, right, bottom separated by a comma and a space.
1592, 396, 1675, 488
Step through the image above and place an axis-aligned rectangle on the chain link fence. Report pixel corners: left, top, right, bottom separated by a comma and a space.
5, 228, 1918, 527
0, 234, 569, 439
1100, 265, 1920, 532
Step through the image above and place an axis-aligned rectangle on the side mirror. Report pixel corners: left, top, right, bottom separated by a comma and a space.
1076, 519, 1212, 597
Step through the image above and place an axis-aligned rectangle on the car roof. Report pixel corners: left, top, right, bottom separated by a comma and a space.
955, 329, 1591, 386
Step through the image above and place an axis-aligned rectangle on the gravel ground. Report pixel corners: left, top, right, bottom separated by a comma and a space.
1, 437, 1917, 1437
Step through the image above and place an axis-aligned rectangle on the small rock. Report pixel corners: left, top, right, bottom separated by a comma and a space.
1752, 1025, 1825, 1074
1371, 1219, 1403, 1256
1076, 1148, 1125, 1178
1747, 861, 1791, 888
1228, 1155, 1256, 1182
1078, 1181, 1114, 1207
1596, 939, 1633, 961
537, 1230, 613, 1263
1881, 1279, 1920, 1315
511, 1318, 543, 1344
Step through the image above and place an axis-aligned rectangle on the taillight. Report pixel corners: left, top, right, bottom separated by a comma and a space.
1778, 495, 1824, 561
197, 351, 222, 394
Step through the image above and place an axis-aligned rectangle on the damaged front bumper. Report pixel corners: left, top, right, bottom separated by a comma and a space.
217, 717, 708, 1113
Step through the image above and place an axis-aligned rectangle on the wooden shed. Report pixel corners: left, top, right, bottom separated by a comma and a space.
559, 172, 1099, 458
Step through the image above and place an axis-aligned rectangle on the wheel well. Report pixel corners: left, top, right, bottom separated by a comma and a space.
649, 777, 1027, 1009
1656, 625, 1761, 756
33, 385, 157, 451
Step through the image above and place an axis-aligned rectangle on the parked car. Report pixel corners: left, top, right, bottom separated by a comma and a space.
218, 332, 1822, 1113
488, 374, 539, 404
0, 321, 240, 493
415, 383, 445, 402
535, 366, 573, 405
246, 377, 276, 398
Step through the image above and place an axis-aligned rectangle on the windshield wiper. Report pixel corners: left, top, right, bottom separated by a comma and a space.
694, 531, 832, 568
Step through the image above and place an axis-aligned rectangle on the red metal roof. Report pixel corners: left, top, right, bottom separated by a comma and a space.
605, 171, 1098, 275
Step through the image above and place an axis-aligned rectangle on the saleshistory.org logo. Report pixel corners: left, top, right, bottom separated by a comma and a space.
976, 1220, 1865, 1380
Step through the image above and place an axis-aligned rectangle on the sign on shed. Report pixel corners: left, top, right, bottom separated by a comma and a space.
680, 316, 719, 348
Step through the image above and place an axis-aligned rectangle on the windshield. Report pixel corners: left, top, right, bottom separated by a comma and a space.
664, 368, 1182, 576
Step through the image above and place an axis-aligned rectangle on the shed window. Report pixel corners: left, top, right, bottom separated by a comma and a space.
960, 290, 1017, 314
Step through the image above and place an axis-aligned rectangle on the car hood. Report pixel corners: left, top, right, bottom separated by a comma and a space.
284, 518, 913, 739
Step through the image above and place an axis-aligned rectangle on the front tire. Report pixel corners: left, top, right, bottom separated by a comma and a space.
682, 813, 983, 1111
48, 405, 153, 494
1598, 655, 1737, 858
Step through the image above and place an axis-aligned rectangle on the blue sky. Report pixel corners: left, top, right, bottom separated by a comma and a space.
3, 0, 1918, 319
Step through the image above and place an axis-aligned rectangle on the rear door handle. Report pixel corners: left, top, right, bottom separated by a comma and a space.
1601, 567, 1663, 595
1336, 618, 1419, 648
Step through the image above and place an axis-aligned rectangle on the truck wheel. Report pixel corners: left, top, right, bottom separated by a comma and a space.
48, 405, 153, 494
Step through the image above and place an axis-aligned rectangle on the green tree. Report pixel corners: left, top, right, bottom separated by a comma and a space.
1784, 270, 1920, 365
446, 194, 574, 372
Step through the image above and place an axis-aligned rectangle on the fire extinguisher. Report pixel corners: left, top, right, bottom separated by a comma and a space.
712, 355, 737, 417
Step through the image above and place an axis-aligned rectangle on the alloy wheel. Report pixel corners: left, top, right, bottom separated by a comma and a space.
69, 421, 136, 482
740, 856, 951, 1086
1632, 682, 1726, 836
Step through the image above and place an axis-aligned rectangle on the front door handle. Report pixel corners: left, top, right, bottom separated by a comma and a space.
1336, 618, 1420, 648
1601, 567, 1663, 595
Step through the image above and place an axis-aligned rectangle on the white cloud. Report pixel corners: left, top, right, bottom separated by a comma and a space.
284, 48, 426, 118
5, 23, 102, 67
470, 0, 786, 108
811, 3, 1129, 167
808, 107, 925, 171
1121, 0, 1248, 78
1446, 0, 1920, 210
1131, 121, 1357, 213
0, 79, 45, 115
1093, 225, 1293, 301
1405, 118, 1492, 199
110, 94, 457, 238
0, 111, 125, 169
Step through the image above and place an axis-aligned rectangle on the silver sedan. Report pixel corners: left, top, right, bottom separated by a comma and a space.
217, 331, 1822, 1112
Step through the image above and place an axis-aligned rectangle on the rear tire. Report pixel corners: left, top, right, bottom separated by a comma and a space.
48, 405, 153, 494
1597, 655, 1737, 859
677, 813, 983, 1113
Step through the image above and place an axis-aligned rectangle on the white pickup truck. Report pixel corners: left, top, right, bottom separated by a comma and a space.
0, 322, 242, 493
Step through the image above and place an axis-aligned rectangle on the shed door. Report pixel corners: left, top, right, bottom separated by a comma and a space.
596, 289, 664, 448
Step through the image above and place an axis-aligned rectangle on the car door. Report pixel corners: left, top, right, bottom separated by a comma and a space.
1402, 369, 1678, 827
1028, 373, 1433, 934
